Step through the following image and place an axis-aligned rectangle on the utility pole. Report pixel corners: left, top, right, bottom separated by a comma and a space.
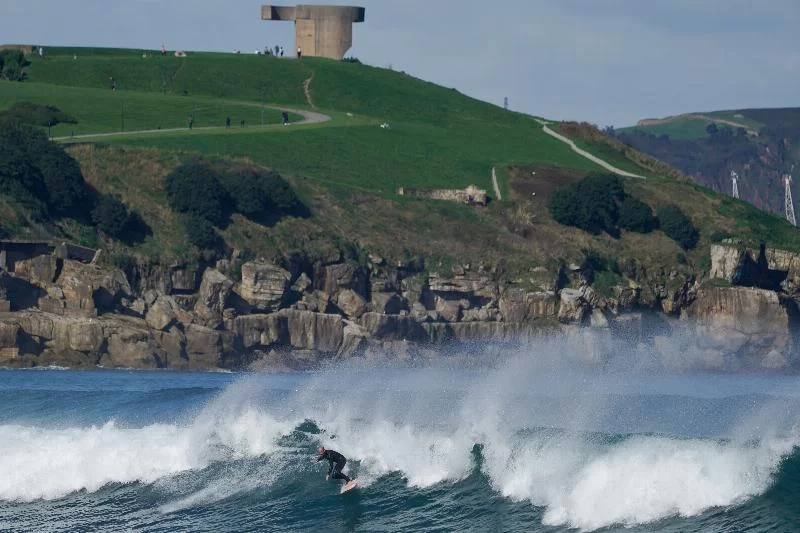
784, 174, 796, 226
731, 170, 740, 199
503, 97, 508, 110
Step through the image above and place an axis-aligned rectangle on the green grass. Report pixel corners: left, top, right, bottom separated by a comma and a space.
0, 81, 302, 136
618, 118, 715, 141
100, 120, 604, 193
6, 45, 800, 274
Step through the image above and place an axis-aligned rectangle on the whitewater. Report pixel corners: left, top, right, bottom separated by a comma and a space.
1, 341, 800, 532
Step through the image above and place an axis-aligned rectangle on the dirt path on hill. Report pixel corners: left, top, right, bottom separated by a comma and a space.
535, 119, 645, 179
52, 105, 331, 141
491, 167, 502, 200
303, 72, 316, 109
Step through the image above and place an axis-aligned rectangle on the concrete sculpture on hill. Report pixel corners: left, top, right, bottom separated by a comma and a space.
261, 4, 365, 60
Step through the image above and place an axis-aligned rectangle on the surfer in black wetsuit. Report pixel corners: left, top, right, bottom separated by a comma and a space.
313, 446, 351, 484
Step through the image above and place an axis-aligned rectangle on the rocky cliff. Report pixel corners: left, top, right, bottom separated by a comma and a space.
1, 241, 799, 372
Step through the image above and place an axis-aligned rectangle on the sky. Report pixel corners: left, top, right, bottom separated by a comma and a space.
1, 0, 799, 126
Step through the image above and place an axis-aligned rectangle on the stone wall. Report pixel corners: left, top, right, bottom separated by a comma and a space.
397, 185, 488, 206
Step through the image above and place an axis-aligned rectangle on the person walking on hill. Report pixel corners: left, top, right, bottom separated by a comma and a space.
297, 47, 302, 59
280, 46, 285, 57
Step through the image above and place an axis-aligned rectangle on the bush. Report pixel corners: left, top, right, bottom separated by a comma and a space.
548, 173, 624, 235
37, 145, 91, 219
165, 163, 232, 227
91, 195, 130, 238
0, 49, 31, 81
184, 215, 223, 250
0, 102, 77, 126
618, 196, 658, 233
659, 204, 699, 249
217, 166, 306, 223
0, 120, 92, 219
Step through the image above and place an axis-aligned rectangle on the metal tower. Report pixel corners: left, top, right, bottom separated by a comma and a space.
784, 174, 797, 226
731, 170, 740, 199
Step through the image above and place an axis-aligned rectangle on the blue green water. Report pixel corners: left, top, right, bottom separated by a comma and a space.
1, 358, 799, 532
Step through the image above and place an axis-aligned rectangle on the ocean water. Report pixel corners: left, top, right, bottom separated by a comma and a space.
1, 349, 800, 532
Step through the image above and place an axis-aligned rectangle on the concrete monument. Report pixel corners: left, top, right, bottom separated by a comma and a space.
261, 5, 365, 60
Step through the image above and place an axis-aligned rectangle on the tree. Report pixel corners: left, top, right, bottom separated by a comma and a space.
165, 163, 232, 227
547, 173, 624, 235
618, 196, 658, 233
91, 195, 131, 238
37, 145, 91, 219
184, 214, 223, 250
0, 49, 31, 81
658, 204, 699, 249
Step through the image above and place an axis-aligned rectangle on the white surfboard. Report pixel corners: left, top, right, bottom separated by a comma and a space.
340, 480, 358, 494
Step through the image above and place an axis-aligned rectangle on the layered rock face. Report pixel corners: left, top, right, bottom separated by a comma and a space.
1, 242, 800, 371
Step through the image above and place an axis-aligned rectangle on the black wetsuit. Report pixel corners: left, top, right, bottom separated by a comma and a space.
317, 449, 351, 483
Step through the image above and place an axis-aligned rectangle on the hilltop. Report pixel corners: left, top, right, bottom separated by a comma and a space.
1, 46, 800, 371
616, 107, 800, 216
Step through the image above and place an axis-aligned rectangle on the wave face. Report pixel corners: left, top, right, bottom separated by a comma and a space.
1, 349, 800, 532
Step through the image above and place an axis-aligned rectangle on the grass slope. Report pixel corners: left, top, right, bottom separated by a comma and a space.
3, 46, 799, 273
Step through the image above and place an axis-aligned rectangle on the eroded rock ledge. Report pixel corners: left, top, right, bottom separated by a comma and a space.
0, 240, 798, 371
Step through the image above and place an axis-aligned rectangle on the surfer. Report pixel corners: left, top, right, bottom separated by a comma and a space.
313, 446, 352, 484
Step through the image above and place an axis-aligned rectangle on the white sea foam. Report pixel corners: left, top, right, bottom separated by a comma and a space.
1, 348, 798, 532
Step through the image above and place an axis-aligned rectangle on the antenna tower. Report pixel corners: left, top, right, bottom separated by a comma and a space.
731, 170, 740, 199
784, 174, 797, 226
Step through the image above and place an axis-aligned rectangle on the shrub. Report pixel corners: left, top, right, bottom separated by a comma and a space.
165, 163, 232, 227
0, 102, 77, 126
217, 166, 306, 223
184, 214, 223, 250
0, 49, 31, 81
659, 204, 699, 249
618, 196, 658, 233
547, 173, 624, 235
37, 145, 91, 219
91, 195, 130, 238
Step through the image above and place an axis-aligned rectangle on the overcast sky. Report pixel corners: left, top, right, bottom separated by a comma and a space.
2, 0, 799, 126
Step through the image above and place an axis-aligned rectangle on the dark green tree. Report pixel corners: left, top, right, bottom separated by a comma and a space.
658, 204, 699, 249
165, 163, 232, 227
618, 196, 658, 233
183, 214, 223, 250
91, 195, 130, 238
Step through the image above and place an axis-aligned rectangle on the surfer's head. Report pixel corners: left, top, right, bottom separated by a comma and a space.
318, 446, 325, 455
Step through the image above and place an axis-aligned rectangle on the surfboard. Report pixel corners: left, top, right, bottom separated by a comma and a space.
340, 480, 358, 494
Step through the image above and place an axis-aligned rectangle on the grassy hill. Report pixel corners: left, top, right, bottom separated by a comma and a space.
2, 46, 800, 280
615, 107, 800, 216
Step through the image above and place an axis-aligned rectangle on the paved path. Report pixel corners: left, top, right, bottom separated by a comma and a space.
53, 105, 331, 141
536, 119, 645, 179
491, 166, 502, 200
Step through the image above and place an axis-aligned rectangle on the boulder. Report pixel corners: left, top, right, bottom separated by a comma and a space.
709, 244, 747, 282
56, 260, 132, 311
336, 289, 367, 318
102, 325, 162, 369
320, 263, 368, 299
195, 268, 234, 322
145, 295, 180, 331
296, 290, 331, 313
558, 288, 588, 324
291, 272, 312, 294
284, 310, 344, 353
339, 320, 368, 356
499, 288, 557, 323
428, 274, 498, 306
687, 287, 795, 368
14, 255, 59, 286
239, 261, 291, 311
233, 314, 289, 349
372, 292, 408, 315
0, 322, 19, 361
185, 324, 232, 369
435, 297, 463, 323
